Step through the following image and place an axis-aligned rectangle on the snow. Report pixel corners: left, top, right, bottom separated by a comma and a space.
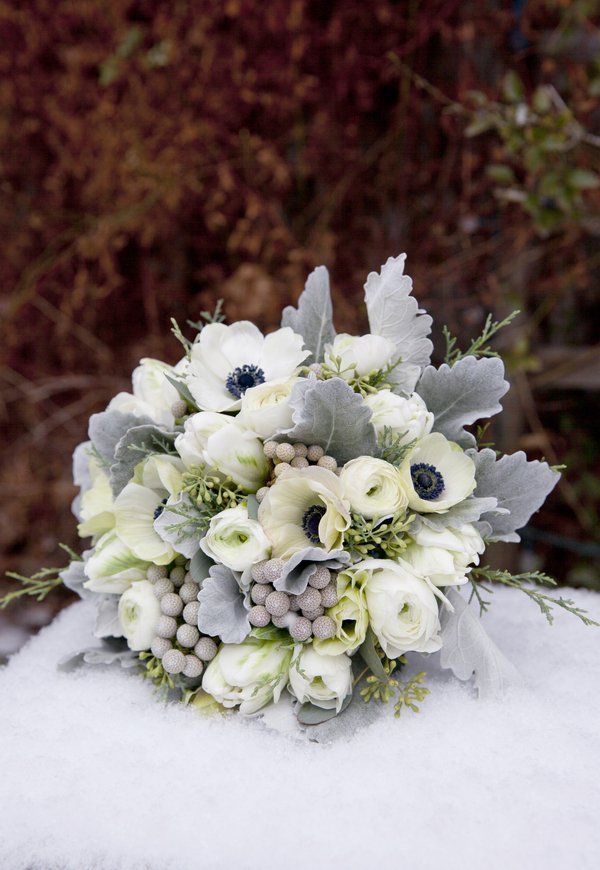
0, 587, 599, 870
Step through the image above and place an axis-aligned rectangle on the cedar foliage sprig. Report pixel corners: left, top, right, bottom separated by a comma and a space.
1, 544, 80, 609
443, 310, 520, 365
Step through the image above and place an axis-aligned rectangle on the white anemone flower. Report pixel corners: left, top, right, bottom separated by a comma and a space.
258, 466, 351, 559
107, 357, 182, 427
399, 432, 476, 514
113, 455, 185, 565
185, 322, 309, 413
77, 459, 115, 541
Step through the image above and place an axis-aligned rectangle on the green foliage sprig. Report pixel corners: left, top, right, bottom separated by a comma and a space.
378, 427, 416, 467
1, 544, 79, 610
139, 652, 175, 694
470, 566, 599, 627
443, 310, 520, 366
359, 657, 430, 717
319, 354, 402, 396
347, 511, 415, 560
171, 299, 226, 358
182, 466, 246, 523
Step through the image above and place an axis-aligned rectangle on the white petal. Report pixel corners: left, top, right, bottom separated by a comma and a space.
114, 483, 175, 564
260, 328, 310, 379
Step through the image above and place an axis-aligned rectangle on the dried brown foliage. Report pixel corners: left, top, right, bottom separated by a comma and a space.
1, 1, 599, 642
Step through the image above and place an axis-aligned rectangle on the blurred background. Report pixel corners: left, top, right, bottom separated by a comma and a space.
1, 0, 599, 657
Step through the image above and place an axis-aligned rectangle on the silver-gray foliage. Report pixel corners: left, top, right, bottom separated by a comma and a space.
110, 424, 178, 496
416, 355, 509, 448
439, 588, 523, 699
189, 548, 213, 584
59, 642, 139, 672
154, 493, 204, 559
276, 377, 377, 464
274, 548, 351, 596
197, 564, 251, 644
281, 266, 335, 364
59, 554, 94, 600
410, 496, 507, 534
364, 254, 433, 394
468, 448, 560, 543
88, 410, 152, 470
94, 596, 123, 639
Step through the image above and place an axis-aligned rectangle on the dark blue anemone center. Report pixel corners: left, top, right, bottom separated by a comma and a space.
302, 504, 326, 544
410, 463, 445, 501
225, 364, 266, 399
153, 497, 168, 521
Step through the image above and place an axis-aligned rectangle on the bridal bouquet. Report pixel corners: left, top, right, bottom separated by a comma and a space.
5, 255, 597, 730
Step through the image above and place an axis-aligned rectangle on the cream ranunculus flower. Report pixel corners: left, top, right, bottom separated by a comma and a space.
174, 412, 268, 492
114, 455, 185, 565
83, 529, 150, 594
237, 376, 298, 440
258, 466, 351, 559
364, 389, 434, 445
313, 565, 369, 656
361, 558, 442, 657
288, 646, 353, 712
118, 580, 161, 651
107, 357, 181, 427
200, 505, 271, 571
185, 321, 309, 413
324, 333, 397, 381
202, 637, 293, 714
399, 432, 476, 514
339, 456, 408, 520
77, 458, 115, 541
404, 523, 485, 587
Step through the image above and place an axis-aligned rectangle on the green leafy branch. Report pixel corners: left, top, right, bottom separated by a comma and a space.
378, 427, 417, 467
359, 657, 430, 717
1, 544, 80, 610
443, 309, 520, 366
347, 511, 415, 560
470, 566, 599, 627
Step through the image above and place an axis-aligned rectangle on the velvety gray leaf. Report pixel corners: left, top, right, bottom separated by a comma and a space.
154, 493, 204, 559
88, 410, 153, 469
281, 266, 335, 364
59, 643, 139, 672
246, 494, 259, 521
94, 596, 123, 639
416, 356, 509, 447
468, 448, 560, 543
274, 548, 351, 595
189, 548, 213, 584
439, 588, 522, 699
72, 441, 93, 490
296, 693, 353, 726
410, 496, 506, 533
276, 377, 377, 464
59, 554, 94, 601
358, 628, 388, 680
364, 254, 433, 394
197, 564, 251, 643
110, 424, 178, 496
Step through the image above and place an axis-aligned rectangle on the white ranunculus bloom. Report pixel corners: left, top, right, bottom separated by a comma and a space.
185, 322, 309, 413
202, 637, 293, 714
118, 580, 161, 651
258, 466, 351, 559
361, 558, 442, 657
114, 455, 185, 565
339, 456, 408, 520
83, 529, 149, 594
399, 432, 476, 514
77, 459, 115, 541
107, 357, 181, 427
175, 412, 268, 492
324, 333, 396, 380
404, 523, 485, 587
200, 505, 271, 571
313, 565, 369, 656
288, 646, 353, 712
237, 376, 298, 440
364, 389, 434, 444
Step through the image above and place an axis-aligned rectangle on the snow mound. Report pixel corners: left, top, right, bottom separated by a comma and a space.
0, 588, 599, 870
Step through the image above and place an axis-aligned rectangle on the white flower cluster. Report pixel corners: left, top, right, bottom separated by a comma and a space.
67, 253, 551, 727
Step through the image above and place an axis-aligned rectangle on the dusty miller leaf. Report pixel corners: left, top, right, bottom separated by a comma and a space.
197, 564, 251, 643
416, 356, 509, 447
189, 548, 213, 584
468, 448, 560, 543
274, 547, 351, 595
154, 493, 204, 559
364, 254, 433, 394
88, 410, 153, 469
110, 424, 178, 496
276, 377, 377, 464
94, 596, 123, 639
59, 641, 139, 672
410, 496, 507, 533
281, 266, 335, 364
296, 693, 353, 726
59, 554, 94, 601
357, 628, 388, 681
439, 588, 522, 699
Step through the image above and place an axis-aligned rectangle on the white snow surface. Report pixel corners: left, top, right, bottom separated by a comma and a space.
0, 588, 598, 870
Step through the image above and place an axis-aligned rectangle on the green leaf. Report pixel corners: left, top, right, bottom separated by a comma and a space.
164, 375, 199, 412
358, 628, 388, 680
